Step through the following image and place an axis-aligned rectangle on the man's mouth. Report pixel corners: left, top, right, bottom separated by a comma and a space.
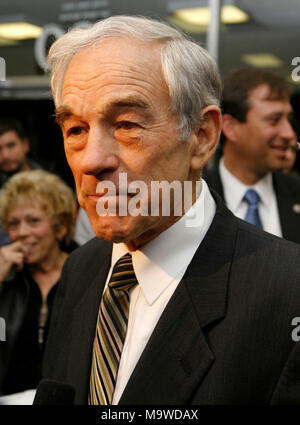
1, 161, 18, 170
86, 190, 131, 199
270, 142, 289, 157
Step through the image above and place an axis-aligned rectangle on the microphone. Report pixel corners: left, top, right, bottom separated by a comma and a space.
33, 379, 75, 405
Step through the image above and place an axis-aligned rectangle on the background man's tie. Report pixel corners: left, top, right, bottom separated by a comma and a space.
243, 188, 263, 229
88, 252, 138, 405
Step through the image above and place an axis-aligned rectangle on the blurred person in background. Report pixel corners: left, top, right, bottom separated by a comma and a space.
0, 118, 42, 188
74, 207, 95, 245
0, 170, 76, 396
204, 68, 300, 243
0, 118, 44, 246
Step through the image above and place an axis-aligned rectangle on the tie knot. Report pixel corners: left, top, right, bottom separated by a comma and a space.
244, 189, 260, 206
109, 252, 137, 292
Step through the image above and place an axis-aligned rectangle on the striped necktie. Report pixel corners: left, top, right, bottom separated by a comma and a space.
88, 252, 138, 405
243, 188, 263, 229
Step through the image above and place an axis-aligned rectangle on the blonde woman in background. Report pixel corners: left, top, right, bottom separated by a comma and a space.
0, 170, 77, 396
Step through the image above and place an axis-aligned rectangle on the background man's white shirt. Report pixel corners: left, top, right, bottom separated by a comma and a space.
219, 158, 282, 237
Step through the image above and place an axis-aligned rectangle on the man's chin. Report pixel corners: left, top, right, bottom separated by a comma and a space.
90, 216, 136, 243
93, 229, 137, 246
89, 213, 158, 250
1, 165, 20, 174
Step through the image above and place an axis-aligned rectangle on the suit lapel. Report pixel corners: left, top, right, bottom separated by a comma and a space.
67, 244, 112, 404
119, 281, 215, 405
119, 198, 237, 404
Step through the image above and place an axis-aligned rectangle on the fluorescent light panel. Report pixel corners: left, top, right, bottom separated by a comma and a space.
0, 22, 42, 40
0, 36, 18, 46
174, 5, 249, 25
242, 53, 283, 68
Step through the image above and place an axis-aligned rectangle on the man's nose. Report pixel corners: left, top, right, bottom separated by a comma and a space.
2, 147, 11, 160
80, 128, 119, 176
279, 118, 295, 142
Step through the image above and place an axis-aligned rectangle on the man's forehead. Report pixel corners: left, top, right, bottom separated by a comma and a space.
66, 36, 161, 70
59, 38, 168, 117
248, 84, 292, 112
248, 84, 290, 104
0, 130, 23, 145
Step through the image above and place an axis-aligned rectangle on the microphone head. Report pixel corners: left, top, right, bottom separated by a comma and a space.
33, 379, 75, 405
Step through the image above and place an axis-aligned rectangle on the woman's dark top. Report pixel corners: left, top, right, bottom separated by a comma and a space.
0, 268, 58, 395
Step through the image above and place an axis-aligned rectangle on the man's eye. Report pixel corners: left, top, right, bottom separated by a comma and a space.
116, 121, 137, 130
67, 127, 85, 136
268, 116, 281, 126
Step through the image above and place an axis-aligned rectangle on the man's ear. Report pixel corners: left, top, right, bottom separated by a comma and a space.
22, 137, 30, 154
222, 114, 239, 143
190, 105, 222, 171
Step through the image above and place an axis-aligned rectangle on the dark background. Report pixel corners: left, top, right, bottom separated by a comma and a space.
0, 99, 75, 189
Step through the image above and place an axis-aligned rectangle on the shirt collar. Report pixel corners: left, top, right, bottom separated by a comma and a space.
219, 158, 273, 212
111, 179, 216, 305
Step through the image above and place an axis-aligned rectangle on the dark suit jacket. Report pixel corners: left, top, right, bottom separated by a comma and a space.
42, 192, 300, 404
204, 167, 300, 244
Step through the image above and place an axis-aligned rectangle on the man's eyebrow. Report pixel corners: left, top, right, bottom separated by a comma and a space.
108, 97, 150, 110
264, 110, 294, 119
55, 106, 73, 126
55, 96, 150, 126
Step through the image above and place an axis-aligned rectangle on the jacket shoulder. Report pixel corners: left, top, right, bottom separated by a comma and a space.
65, 237, 112, 271
203, 166, 224, 198
273, 171, 300, 191
203, 166, 220, 182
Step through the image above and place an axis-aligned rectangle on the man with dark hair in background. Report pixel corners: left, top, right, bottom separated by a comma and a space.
204, 68, 300, 243
0, 118, 42, 188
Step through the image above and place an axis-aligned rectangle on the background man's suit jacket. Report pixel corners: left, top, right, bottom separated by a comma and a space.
204, 167, 300, 244
42, 193, 300, 404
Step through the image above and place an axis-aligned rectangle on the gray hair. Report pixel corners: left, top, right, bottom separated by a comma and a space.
48, 15, 221, 139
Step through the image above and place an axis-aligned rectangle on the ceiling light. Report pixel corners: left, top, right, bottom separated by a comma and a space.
174, 5, 249, 25
0, 23, 42, 40
0, 37, 18, 46
242, 53, 283, 68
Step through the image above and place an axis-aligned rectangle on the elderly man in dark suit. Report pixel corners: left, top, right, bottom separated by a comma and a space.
37, 16, 300, 405
204, 68, 300, 243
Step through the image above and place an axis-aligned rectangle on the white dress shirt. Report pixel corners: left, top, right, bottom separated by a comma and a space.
219, 158, 282, 237
104, 179, 216, 404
